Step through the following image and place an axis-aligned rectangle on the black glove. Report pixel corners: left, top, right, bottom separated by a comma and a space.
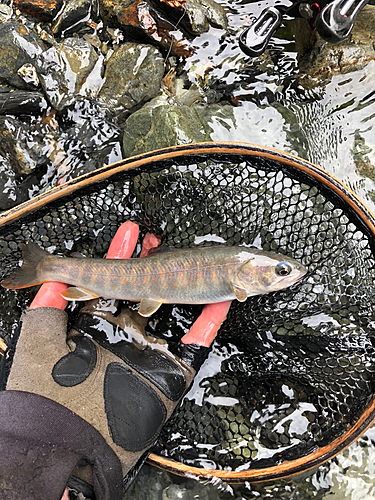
1, 304, 211, 499
0, 222, 230, 500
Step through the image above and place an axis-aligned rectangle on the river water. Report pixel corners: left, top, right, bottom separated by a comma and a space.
1, 0, 375, 498
123, 0, 375, 498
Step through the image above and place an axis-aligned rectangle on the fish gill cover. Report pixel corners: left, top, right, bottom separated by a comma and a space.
0, 145, 375, 476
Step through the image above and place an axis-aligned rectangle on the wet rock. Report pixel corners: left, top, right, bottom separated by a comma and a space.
122, 96, 291, 159
99, 0, 227, 54
157, 0, 228, 35
293, 5, 375, 87
0, 113, 71, 208
0, 91, 47, 115
161, 69, 215, 106
0, 115, 60, 176
52, 0, 92, 37
0, 155, 18, 210
100, 0, 147, 33
198, 0, 227, 29
13, 0, 64, 21
36, 25, 57, 46
0, 155, 35, 210
56, 97, 122, 183
0, 95, 122, 191
60, 98, 121, 145
99, 0, 191, 56
122, 100, 207, 157
0, 105, 118, 196
99, 42, 164, 117
83, 33, 102, 49
0, 4, 12, 22
122, 97, 298, 159
129, 1, 192, 56
159, 0, 185, 7
180, 0, 227, 34
0, 21, 46, 89
18, 63, 40, 87
35, 37, 101, 111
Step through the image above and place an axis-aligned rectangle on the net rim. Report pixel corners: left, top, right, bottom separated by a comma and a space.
1, 141, 375, 482
1, 142, 375, 235
148, 394, 375, 482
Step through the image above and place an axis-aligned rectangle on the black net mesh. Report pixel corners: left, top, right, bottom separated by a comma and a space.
1, 146, 375, 473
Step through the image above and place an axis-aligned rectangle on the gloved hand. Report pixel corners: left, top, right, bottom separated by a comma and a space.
0, 221, 231, 500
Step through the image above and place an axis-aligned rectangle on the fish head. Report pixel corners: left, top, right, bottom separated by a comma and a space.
235, 251, 307, 296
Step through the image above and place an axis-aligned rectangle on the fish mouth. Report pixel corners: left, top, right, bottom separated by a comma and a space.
288, 268, 308, 288
277, 266, 307, 290
297, 267, 308, 280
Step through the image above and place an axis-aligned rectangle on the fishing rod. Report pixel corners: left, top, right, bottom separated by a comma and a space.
239, 0, 371, 57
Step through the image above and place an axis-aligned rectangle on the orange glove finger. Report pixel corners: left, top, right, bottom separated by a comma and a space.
181, 301, 232, 347
29, 282, 70, 310
106, 221, 139, 259
30, 221, 140, 310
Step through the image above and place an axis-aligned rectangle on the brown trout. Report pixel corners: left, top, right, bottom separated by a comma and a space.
1, 242, 307, 316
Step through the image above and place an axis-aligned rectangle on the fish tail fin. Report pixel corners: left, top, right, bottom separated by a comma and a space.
1, 242, 49, 289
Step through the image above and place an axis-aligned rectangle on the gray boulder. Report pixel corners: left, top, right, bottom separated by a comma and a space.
35, 37, 100, 111
0, 21, 46, 89
122, 102, 207, 157
293, 5, 375, 87
99, 43, 164, 117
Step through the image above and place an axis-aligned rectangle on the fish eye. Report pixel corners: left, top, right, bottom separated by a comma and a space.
275, 261, 292, 276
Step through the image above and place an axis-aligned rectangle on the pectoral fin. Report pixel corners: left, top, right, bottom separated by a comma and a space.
230, 283, 248, 302
61, 287, 100, 301
139, 299, 163, 317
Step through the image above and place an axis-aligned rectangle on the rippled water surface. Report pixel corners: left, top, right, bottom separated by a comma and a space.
2, 0, 375, 498
122, 1, 375, 498
185, 0, 375, 216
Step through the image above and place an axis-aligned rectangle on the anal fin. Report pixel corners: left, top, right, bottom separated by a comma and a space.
61, 286, 100, 301
230, 283, 248, 302
139, 299, 163, 317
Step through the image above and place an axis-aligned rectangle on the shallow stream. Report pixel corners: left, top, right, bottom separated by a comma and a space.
121, 1, 375, 498
1, 0, 375, 498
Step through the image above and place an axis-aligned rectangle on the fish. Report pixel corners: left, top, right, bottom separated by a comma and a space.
1, 242, 307, 317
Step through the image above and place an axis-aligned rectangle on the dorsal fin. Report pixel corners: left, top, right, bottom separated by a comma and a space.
70, 252, 86, 258
146, 246, 172, 257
